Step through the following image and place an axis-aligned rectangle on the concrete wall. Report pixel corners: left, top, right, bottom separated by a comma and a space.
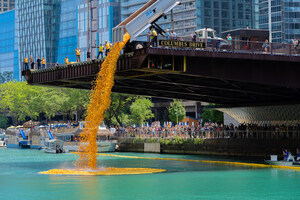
144, 143, 160, 153
117, 138, 300, 158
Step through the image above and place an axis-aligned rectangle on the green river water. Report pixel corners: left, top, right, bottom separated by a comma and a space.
0, 148, 300, 200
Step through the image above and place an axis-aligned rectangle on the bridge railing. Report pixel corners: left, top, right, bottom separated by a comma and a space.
21, 62, 60, 71
149, 35, 299, 57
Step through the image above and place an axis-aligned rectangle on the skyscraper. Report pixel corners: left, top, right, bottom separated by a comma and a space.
78, 0, 120, 60
0, 10, 18, 82
197, 0, 259, 36
0, 0, 15, 13
16, 0, 61, 66
259, 0, 300, 43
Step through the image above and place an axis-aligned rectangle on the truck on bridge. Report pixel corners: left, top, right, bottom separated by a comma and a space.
112, 0, 180, 52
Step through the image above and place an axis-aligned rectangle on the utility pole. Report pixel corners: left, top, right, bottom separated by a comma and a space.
87, 0, 91, 51
171, 9, 174, 32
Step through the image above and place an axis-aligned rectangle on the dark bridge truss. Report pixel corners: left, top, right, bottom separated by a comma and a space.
23, 47, 300, 106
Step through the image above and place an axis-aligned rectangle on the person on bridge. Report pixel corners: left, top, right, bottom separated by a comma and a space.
171, 30, 177, 40
164, 29, 170, 40
36, 57, 41, 70
75, 47, 81, 62
64, 56, 69, 65
87, 48, 91, 61
192, 32, 197, 42
97, 44, 104, 59
24, 57, 29, 70
150, 27, 158, 47
41, 57, 46, 69
227, 34, 232, 46
105, 41, 111, 56
263, 39, 269, 53
30, 56, 35, 70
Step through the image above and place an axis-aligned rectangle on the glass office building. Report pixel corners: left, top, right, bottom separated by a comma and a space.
120, 0, 197, 37
16, 0, 119, 65
0, 10, 18, 82
57, 0, 80, 64
197, 0, 259, 36
259, 0, 300, 43
78, 0, 120, 60
16, 0, 61, 67
0, 0, 15, 13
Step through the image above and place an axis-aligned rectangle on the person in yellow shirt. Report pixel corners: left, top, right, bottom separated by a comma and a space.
105, 40, 111, 56
150, 27, 158, 47
75, 47, 81, 62
65, 56, 69, 65
41, 57, 46, 69
97, 44, 104, 59
24, 57, 29, 70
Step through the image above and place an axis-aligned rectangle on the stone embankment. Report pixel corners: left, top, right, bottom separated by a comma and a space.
116, 138, 300, 158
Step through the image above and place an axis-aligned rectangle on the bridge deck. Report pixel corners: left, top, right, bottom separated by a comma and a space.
23, 47, 300, 106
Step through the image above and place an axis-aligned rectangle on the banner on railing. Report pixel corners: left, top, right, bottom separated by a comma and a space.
159, 40, 206, 48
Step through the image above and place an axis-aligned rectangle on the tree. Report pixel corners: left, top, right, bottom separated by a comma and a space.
201, 107, 224, 124
0, 81, 38, 124
129, 97, 154, 126
168, 100, 186, 124
0, 81, 90, 125
60, 88, 90, 121
0, 114, 8, 129
104, 93, 135, 127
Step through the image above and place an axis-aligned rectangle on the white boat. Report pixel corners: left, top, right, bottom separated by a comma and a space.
0, 141, 6, 148
43, 139, 64, 154
0, 133, 6, 148
63, 140, 117, 152
265, 154, 300, 167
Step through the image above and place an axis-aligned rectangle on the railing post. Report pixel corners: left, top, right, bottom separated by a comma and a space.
270, 42, 273, 55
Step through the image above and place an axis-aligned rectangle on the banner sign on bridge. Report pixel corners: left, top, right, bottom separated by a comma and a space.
159, 40, 206, 48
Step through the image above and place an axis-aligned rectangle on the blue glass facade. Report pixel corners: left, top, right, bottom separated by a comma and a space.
15, 0, 120, 65
57, 0, 80, 63
259, 0, 300, 43
197, 0, 259, 36
0, 10, 18, 81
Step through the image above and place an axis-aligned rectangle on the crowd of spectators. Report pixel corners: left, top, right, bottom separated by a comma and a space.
112, 122, 300, 140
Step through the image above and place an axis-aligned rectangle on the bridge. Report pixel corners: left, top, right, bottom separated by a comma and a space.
22, 40, 300, 106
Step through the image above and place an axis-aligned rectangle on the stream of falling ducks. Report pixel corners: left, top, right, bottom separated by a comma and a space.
73, 33, 131, 170
40, 33, 165, 175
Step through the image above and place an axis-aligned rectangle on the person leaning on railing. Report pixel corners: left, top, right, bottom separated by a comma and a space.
75, 47, 81, 62
97, 44, 104, 59
64, 56, 69, 65
41, 57, 46, 69
36, 57, 41, 70
24, 57, 29, 70
150, 27, 158, 47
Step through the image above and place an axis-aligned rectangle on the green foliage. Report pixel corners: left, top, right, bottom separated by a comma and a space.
105, 93, 135, 126
168, 100, 186, 124
129, 97, 154, 126
159, 137, 204, 145
0, 81, 90, 125
0, 114, 8, 129
201, 107, 224, 124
